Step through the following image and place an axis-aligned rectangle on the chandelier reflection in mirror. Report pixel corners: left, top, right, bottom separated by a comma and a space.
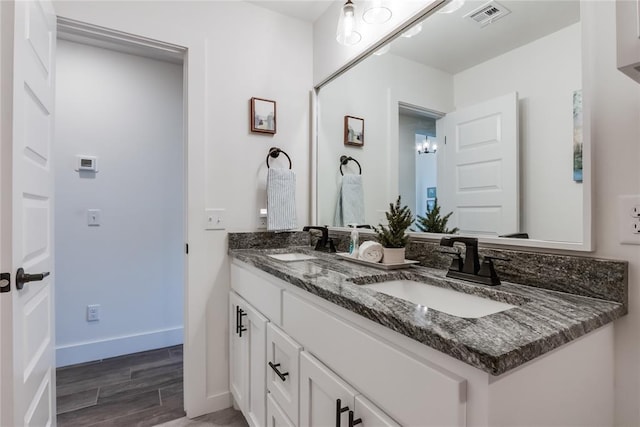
417, 137, 437, 154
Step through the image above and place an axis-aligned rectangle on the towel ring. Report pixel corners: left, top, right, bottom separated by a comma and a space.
266, 147, 292, 169
339, 155, 362, 176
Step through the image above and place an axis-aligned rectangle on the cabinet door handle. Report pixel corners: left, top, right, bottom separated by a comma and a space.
238, 308, 248, 337
348, 410, 362, 427
235, 305, 240, 335
336, 399, 349, 427
268, 362, 289, 381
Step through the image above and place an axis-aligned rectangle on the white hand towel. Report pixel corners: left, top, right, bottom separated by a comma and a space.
267, 168, 297, 231
334, 174, 365, 227
358, 241, 383, 263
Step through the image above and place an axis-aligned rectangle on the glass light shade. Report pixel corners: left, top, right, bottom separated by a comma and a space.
438, 0, 465, 14
401, 22, 422, 38
363, 0, 392, 24
373, 44, 391, 56
336, 0, 362, 46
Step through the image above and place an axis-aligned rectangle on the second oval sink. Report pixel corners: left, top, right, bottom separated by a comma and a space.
365, 280, 516, 318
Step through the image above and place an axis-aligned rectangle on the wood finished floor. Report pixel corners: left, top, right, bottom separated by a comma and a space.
56, 345, 187, 427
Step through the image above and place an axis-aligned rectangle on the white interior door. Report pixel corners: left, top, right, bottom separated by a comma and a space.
3, 0, 57, 425
437, 92, 519, 236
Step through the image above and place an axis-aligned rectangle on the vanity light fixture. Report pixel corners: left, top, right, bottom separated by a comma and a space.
363, 0, 392, 24
336, 0, 362, 46
437, 0, 465, 14
417, 137, 437, 154
401, 22, 423, 38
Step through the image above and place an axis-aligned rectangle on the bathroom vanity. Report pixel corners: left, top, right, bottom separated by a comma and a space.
227, 239, 625, 427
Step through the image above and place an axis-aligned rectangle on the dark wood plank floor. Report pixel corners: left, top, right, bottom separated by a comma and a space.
57, 345, 186, 427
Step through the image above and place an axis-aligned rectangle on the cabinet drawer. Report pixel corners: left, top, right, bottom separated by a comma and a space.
283, 292, 467, 427
231, 262, 282, 324
267, 393, 296, 427
267, 324, 302, 426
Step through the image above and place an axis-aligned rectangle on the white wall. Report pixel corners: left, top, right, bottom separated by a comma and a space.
582, 2, 640, 425
317, 53, 453, 226
52, 0, 313, 417
454, 23, 583, 243
54, 40, 184, 367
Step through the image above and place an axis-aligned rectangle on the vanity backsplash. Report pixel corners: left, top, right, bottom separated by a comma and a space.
228, 230, 628, 310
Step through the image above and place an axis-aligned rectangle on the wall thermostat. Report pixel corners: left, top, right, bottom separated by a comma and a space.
76, 155, 98, 172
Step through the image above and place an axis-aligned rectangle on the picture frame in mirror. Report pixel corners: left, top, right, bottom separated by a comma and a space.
344, 115, 364, 146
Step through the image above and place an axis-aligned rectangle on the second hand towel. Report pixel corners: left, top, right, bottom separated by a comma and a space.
267, 168, 297, 231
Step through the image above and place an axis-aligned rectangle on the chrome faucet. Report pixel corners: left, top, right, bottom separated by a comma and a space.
439, 236, 509, 286
303, 225, 336, 253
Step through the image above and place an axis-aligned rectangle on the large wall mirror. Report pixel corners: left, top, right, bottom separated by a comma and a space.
316, 0, 592, 250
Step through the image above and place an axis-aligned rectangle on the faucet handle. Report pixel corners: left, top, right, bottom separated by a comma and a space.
477, 255, 510, 285
328, 238, 336, 253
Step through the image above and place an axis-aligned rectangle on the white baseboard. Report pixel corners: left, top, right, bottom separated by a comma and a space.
56, 326, 184, 367
185, 391, 232, 419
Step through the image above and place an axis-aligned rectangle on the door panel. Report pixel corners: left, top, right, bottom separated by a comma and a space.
9, 0, 57, 425
354, 395, 400, 427
438, 92, 519, 236
299, 351, 357, 427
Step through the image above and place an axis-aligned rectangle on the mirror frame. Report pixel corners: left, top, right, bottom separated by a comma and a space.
311, 1, 593, 252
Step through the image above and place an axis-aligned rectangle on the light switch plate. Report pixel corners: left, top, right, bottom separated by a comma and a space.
618, 195, 640, 245
205, 208, 226, 230
87, 209, 101, 226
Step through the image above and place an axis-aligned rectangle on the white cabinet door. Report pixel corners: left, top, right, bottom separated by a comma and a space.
230, 292, 268, 427
230, 292, 249, 412
300, 351, 358, 427
267, 324, 302, 426
353, 395, 400, 427
267, 394, 296, 427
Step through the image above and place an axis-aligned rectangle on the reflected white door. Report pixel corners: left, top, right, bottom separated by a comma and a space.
437, 92, 519, 236
2, 0, 57, 425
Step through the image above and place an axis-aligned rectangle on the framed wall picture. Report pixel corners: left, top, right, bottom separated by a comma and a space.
250, 97, 276, 134
344, 115, 364, 146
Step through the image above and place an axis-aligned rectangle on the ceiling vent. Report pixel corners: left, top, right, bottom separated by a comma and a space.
464, 1, 511, 27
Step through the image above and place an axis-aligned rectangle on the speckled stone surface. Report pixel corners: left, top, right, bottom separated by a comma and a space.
228, 243, 626, 376
228, 231, 309, 250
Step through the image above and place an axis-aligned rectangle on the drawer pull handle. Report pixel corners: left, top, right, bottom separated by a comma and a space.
349, 410, 362, 427
238, 308, 248, 337
336, 399, 349, 427
268, 362, 289, 381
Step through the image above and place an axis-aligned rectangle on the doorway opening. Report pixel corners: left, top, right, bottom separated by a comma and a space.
54, 19, 187, 425
398, 103, 443, 225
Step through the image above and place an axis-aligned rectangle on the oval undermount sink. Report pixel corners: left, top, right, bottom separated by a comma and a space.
268, 253, 317, 262
365, 280, 516, 318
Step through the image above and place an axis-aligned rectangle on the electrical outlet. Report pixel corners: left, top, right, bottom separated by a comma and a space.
87, 304, 100, 322
205, 208, 225, 230
618, 195, 640, 245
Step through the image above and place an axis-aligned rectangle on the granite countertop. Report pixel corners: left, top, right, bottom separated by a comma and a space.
229, 246, 625, 376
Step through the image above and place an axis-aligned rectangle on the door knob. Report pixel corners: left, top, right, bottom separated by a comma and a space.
16, 268, 49, 290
